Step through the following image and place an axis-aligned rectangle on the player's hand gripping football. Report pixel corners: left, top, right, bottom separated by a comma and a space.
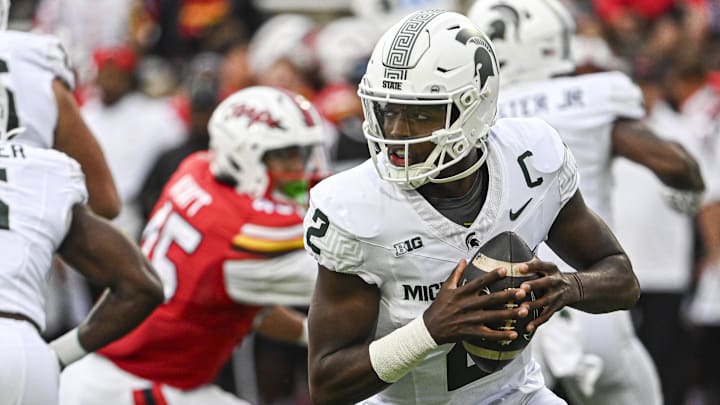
516, 260, 576, 333
422, 259, 529, 345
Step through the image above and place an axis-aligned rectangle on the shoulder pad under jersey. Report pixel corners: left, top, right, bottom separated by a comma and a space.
1, 31, 75, 90
231, 198, 306, 255
308, 160, 387, 238
10, 144, 88, 209
490, 117, 567, 174
27, 145, 85, 183
580, 71, 644, 121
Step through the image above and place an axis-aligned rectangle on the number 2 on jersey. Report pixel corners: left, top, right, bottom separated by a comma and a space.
446, 343, 489, 391
0, 168, 8, 230
305, 208, 329, 254
141, 202, 202, 301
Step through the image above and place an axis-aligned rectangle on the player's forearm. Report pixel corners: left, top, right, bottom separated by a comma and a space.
78, 270, 163, 352
653, 143, 705, 191
85, 177, 121, 219
310, 344, 388, 405
52, 79, 121, 219
613, 120, 705, 191
253, 306, 308, 345
569, 253, 639, 313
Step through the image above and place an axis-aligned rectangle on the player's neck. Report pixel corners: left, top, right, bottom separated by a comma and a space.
417, 152, 482, 199
418, 167, 480, 200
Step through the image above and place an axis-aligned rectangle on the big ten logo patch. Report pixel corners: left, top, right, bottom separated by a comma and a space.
393, 236, 424, 257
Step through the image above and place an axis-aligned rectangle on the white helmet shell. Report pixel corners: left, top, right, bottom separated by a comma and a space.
208, 86, 326, 197
315, 17, 378, 85
358, 10, 499, 189
0, 0, 9, 31
468, 0, 576, 88
351, 0, 461, 32
248, 14, 316, 75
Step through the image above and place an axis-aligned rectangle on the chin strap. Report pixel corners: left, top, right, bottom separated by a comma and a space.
429, 140, 488, 185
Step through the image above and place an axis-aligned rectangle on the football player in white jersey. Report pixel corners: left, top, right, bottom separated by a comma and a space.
0, 84, 163, 404
0, 0, 119, 219
468, 1, 705, 404
303, 10, 640, 405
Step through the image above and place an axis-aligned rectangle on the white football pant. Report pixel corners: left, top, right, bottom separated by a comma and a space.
59, 353, 251, 405
562, 310, 663, 405
0, 318, 60, 405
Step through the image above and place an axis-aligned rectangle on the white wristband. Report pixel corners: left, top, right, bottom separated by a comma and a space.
297, 318, 309, 346
49, 327, 88, 367
368, 315, 438, 383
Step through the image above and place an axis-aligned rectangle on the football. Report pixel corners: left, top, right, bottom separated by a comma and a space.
461, 231, 542, 374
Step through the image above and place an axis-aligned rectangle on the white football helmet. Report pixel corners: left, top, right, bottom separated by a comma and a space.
358, 10, 500, 189
0, 0, 9, 31
208, 86, 327, 198
315, 17, 378, 85
352, 0, 461, 31
467, 0, 576, 88
247, 14, 316, 75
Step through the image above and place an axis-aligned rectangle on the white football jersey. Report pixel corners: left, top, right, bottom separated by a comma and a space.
0, 142, 87, 330
498, 71, 644, 225
304, 118, 578, 404
0, 30, 75, 148
678, 85, 720, 204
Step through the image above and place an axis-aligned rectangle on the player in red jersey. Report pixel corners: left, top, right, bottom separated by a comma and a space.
58, 86, 328, 405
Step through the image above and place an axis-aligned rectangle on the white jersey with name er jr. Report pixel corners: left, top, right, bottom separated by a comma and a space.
498, 71, 644, 224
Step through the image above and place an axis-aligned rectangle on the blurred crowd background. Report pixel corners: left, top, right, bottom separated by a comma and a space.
7, 0, 720, 404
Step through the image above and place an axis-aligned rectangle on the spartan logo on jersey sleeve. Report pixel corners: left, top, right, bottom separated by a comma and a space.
393, 236, 424, 257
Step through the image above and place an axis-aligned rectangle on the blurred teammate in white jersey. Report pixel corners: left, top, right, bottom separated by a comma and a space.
303, 10, 641, 405
0, 0, 118, 218
0, 81, 163, 404
469, 1, 705, 404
